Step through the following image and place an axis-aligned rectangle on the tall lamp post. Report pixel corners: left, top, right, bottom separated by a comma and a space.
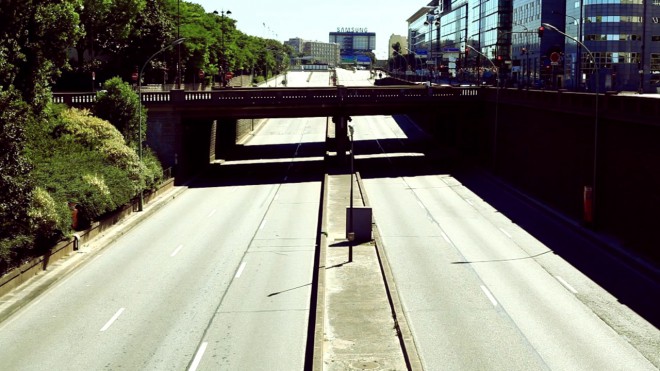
214, 10, 232, 87
138, 38, 186, 211
424, 9, 439, 82
512, 23, 531, 87
543, 22, 600, 225
467, 45, 500, 170
176, 0, 181, 89
564, 15, 581, 90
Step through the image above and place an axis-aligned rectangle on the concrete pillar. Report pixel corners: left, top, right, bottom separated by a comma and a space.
146, 108, 184, 176
333, 115, 349, 162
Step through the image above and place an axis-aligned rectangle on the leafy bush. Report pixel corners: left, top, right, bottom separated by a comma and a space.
93, 77, 145, 147
28, 187, 69, 246
3, 85, 164, 275
28, 108, 145, 222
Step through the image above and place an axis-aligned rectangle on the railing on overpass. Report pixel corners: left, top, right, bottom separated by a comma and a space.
52, 86, 658, 124
53, 85, 480, 107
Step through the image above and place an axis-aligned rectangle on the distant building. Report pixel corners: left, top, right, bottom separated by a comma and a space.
303, 41, 340, 66
284, 38, 305, 54
329, 29, 376, 65
388, 34, 408, 59
285, 38, 340, 68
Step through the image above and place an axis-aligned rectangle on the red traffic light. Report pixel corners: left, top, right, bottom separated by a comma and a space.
537, 26, 545, 37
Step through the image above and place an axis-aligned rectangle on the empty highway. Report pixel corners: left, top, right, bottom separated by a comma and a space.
0, 69, 657, 370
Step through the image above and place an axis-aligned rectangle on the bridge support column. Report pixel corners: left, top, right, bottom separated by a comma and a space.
332, 115, 351, 163
146, 108, 184, 180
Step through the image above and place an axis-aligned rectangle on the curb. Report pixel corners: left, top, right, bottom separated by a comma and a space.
309, 173, 328, 370
357, 172, 423, 371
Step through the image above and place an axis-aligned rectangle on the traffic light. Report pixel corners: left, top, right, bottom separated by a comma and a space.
521, 47, 527, 55
495, 55, 503, 67
537, 26, 545, 37
465, 47, 469, 57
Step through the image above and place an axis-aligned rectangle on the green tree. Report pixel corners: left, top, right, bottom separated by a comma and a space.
0, 88, 34, 268
93, 77, 145, 147
0, 0, 83, 109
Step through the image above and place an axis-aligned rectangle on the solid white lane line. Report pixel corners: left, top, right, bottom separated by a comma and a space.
556, 276, 579, 294
188, 342, 208, 371
235, 262, 247, 278
464, 198, 474, 206
441, 232, 453, 246
499, 228, 512, 239
259, 220, 267, 230
100, 308, 125, 332
171, 245, 184, 257
480, 286, 499, 307
207, 209, 216, 218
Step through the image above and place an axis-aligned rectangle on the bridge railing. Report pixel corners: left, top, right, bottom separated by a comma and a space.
52, 85, 482, 110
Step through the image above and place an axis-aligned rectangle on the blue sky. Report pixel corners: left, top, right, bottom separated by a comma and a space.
191, 0, 421, 59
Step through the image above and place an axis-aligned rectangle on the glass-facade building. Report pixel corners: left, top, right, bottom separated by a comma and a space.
404, 0, 660, 91
329, 31, 376, 65
407, 0, 442, 72
562, 0, 660, 91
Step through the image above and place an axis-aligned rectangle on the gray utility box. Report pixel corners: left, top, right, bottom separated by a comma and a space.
346, 206, 372, 243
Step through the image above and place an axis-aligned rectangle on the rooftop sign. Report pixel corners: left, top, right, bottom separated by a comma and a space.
336, 27, 369, 33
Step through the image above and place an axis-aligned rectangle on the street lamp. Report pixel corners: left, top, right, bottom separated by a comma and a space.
424, 9, 440, 82
512, 22, 531, 87
138, 37, 186, 211
466, 45, 500, 171
543, 22, 600, 225
177, 0, 181, 89
214, 10, 232, 87
565, 15, 581, 90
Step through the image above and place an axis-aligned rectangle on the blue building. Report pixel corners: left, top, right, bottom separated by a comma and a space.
329, 29, 376, 65
405, 0, 660, 91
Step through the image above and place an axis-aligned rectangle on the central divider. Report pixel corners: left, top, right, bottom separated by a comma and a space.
305, 118, 422, 370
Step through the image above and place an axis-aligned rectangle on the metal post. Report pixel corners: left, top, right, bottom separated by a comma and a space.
177, 0, 181, 90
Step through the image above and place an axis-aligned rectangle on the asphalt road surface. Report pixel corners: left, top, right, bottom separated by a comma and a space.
0, 82, 326, 370
354, 112, 659, 370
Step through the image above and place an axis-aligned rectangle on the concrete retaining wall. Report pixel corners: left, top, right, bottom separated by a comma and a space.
419, 89, 660, 264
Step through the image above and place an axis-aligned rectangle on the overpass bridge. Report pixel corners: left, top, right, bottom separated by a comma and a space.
53, 85, 481, 175
52, 85, 480, 119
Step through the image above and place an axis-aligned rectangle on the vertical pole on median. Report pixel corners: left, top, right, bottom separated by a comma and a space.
348, 124, 355, 262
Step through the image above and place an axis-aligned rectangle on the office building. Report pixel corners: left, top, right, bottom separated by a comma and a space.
303, 41, 340, 66
403, 0, 660, 91
329, 29, 376, 65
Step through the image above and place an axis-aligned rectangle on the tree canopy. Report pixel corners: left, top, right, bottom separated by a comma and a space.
54, 0, 293, 90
